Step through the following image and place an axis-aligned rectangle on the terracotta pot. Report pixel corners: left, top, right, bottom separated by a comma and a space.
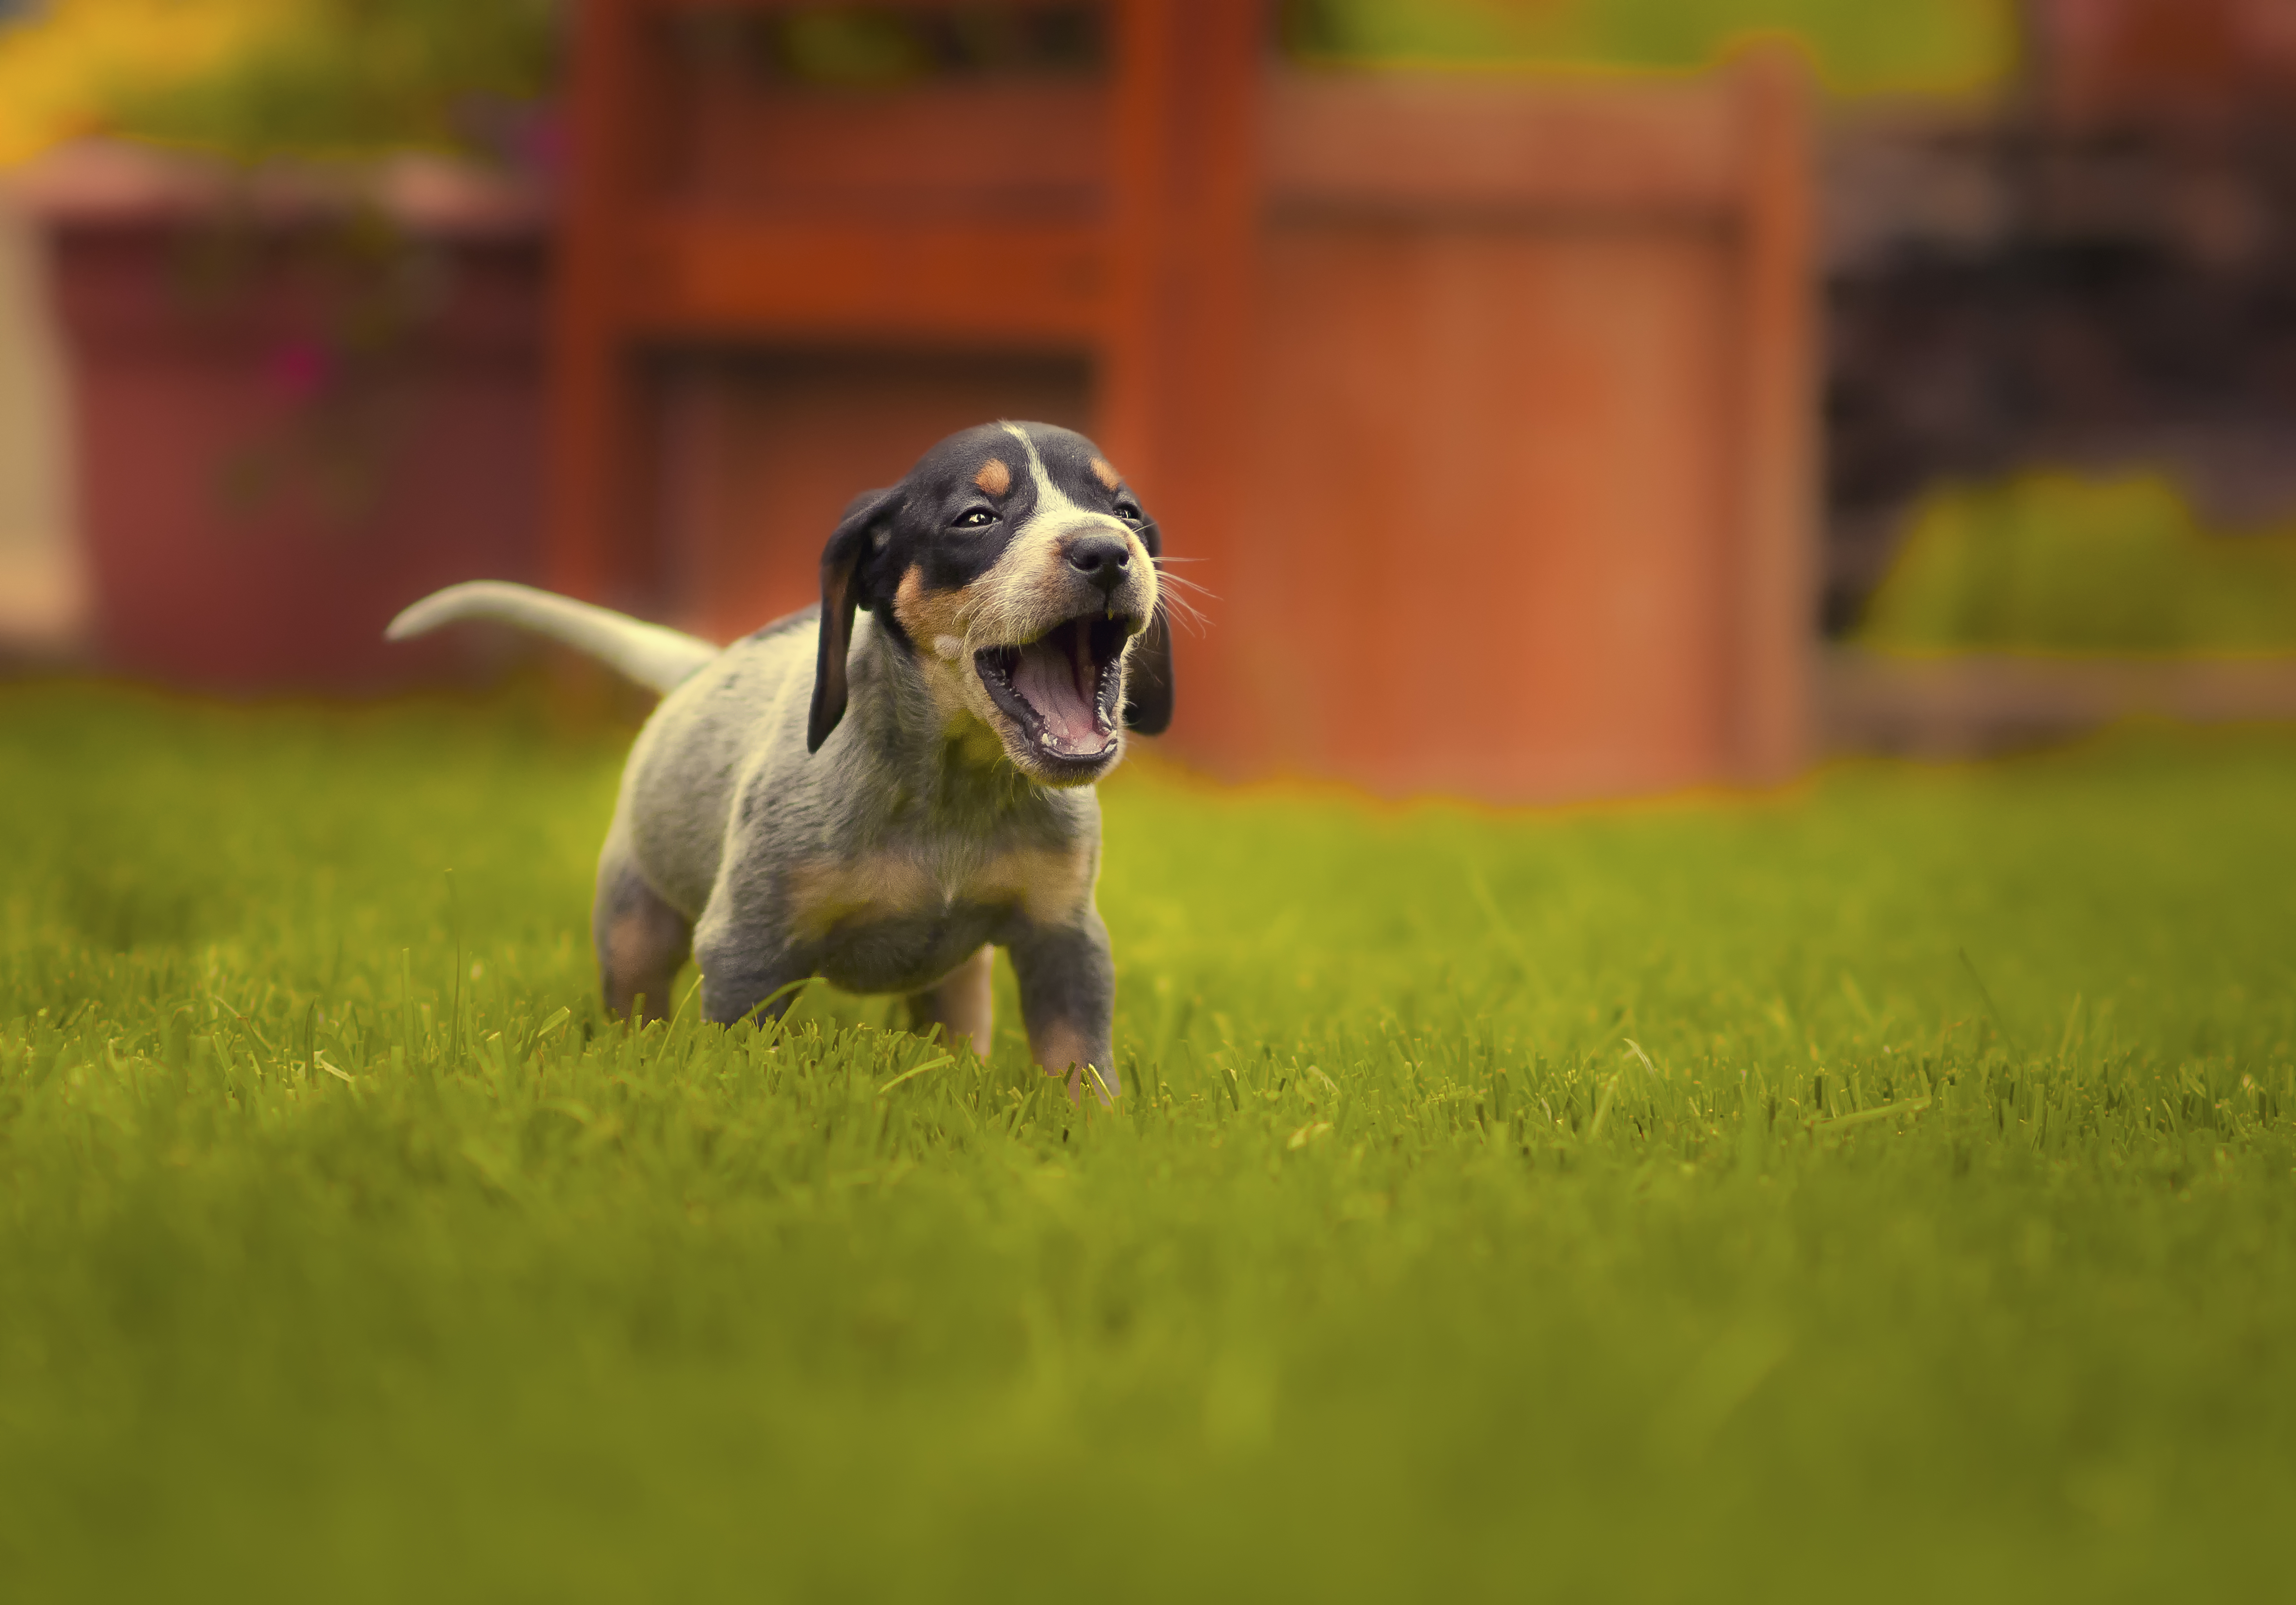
21, 143, 548, 690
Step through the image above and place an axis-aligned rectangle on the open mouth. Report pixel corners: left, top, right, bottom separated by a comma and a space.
975, 614, 1131, 763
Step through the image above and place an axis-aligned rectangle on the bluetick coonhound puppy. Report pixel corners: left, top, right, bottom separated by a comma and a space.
388, 421, 1172, 1099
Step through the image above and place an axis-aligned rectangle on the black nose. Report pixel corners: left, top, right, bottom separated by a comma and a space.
1066, 532, 1132, 594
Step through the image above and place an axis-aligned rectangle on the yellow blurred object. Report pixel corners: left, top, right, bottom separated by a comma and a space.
0, 0, 293, 168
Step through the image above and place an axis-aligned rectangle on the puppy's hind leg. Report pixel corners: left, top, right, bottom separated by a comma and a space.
594, 849, 692, 1023
907, 944, 993, 1060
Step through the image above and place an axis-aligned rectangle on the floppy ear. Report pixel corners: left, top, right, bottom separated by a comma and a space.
1123, 513, 1174, 735
1123, 610, 1174, 735
808, 486, 899, 753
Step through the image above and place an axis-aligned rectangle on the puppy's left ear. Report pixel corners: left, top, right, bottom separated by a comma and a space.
1123, 514, 1174, 735
1123, 611, 1174, 735
809, 486, 899, 753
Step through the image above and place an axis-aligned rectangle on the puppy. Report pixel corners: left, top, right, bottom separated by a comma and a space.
389, 421, 1172, 1099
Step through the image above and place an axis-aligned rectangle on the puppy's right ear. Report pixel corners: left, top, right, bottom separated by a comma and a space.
809, 486, 899, 753
1122, 611, 1174, 735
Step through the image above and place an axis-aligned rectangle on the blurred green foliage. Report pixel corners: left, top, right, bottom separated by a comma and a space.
89, 0, 2015, 163
1860, 474, 2296, 656
768, 7, 1103, 87
776, 8, 939, 86
104, 0, 556, 162
1291, 0, 2015, 94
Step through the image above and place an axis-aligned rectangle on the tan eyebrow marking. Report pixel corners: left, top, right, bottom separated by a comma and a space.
1089, 457, 1122, 491
973, 459, 1012, 496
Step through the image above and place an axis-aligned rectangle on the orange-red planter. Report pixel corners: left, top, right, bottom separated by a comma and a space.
24, 145, 549, 691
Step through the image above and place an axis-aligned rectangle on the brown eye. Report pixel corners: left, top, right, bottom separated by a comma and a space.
952, 508, 997, 529
1115, 501, 1143, 524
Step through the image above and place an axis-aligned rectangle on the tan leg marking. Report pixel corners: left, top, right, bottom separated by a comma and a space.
607, 911, 685, 1023
908, 944, 993, 1059
1028, 1020, 1104, 1103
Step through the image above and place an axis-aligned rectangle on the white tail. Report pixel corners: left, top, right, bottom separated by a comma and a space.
386, 581, 718, 695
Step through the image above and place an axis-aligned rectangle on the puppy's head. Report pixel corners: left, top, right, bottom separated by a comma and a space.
808, 421, 1173, 786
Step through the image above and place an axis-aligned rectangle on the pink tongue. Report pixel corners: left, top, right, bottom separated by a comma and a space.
1012, 635, 1102, 750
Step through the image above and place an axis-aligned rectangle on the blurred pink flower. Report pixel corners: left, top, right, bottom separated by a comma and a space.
264, 337, 330, 402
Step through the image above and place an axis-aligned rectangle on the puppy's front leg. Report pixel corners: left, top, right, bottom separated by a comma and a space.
908, 944, 993, 1059
693, 928, 813, 1028
1006, 913, 1117, 1102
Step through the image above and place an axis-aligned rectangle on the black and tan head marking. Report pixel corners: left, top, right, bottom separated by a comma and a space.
808, 421, 1174, 785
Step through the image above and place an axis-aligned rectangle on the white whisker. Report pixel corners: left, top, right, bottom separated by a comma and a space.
1152, 589, 1210, 637
1152, 569, 1218, 601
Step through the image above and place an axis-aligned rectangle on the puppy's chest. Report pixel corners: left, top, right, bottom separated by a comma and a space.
783, 837, 1092, 942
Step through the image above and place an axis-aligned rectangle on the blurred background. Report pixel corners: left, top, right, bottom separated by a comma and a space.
1, 0, 2292, 796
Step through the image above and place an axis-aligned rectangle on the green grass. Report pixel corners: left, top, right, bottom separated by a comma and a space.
3, 682, 2293, 1602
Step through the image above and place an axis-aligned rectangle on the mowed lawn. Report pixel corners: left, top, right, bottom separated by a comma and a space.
2, 683, 2292, 1602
